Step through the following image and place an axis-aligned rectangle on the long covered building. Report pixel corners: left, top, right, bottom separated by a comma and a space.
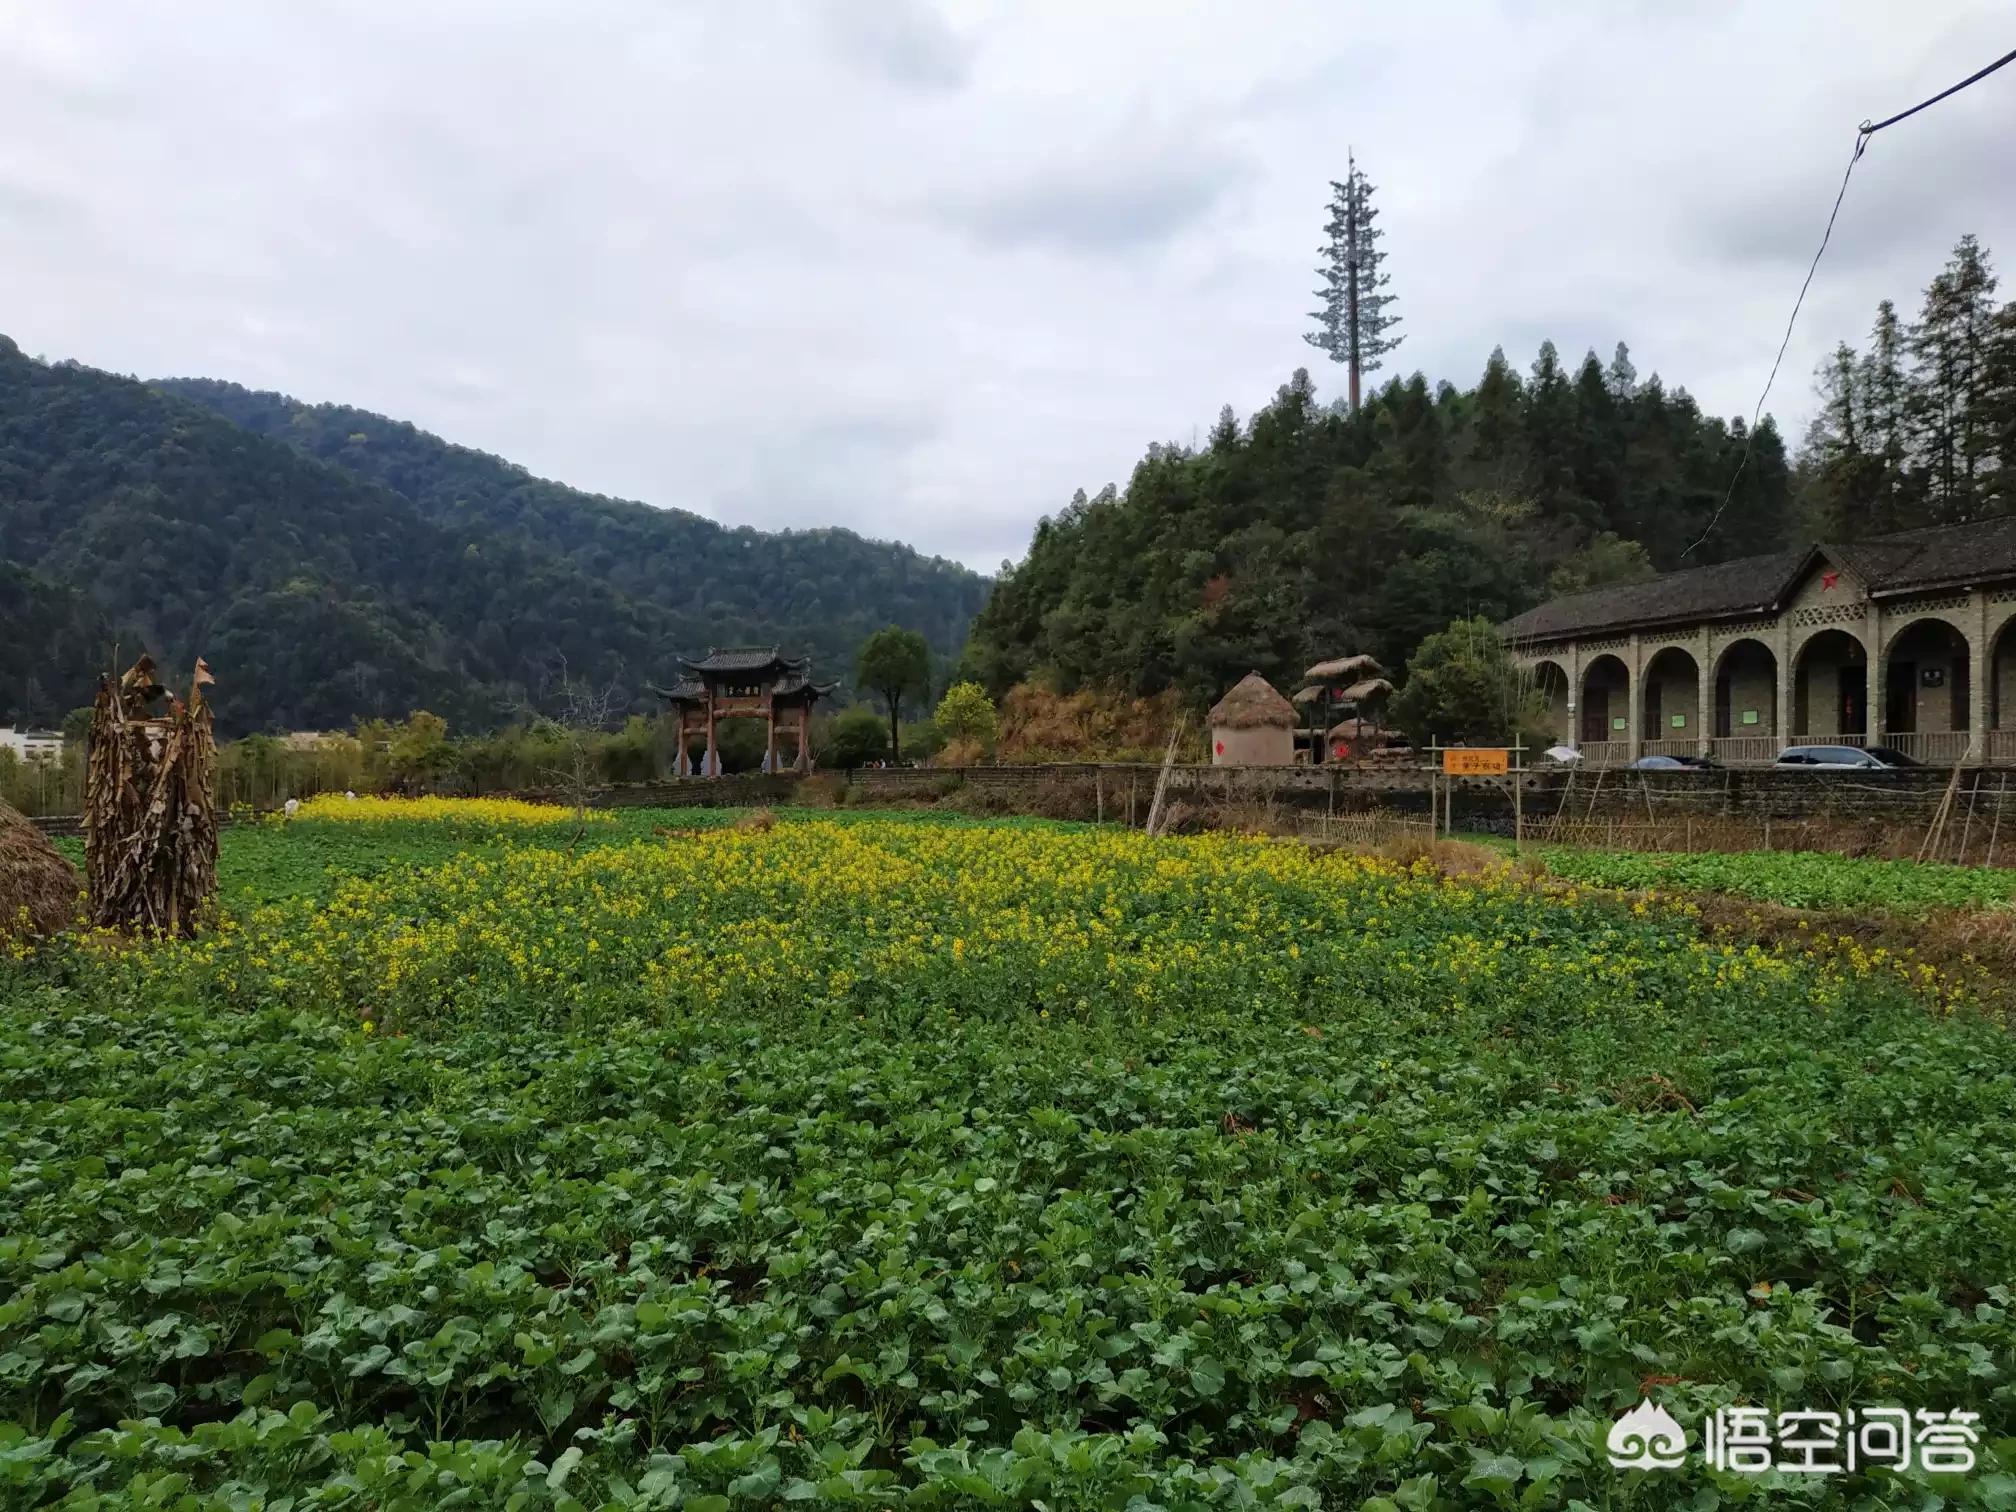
1499, 516, 2016, 767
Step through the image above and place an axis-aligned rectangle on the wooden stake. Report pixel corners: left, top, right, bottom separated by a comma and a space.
1144, 718, 1184, 837
1958, 770, 1982, 865
1989, 775, 2007, 867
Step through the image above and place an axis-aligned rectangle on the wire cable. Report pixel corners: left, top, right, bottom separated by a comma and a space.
1681, 43, 2016, 559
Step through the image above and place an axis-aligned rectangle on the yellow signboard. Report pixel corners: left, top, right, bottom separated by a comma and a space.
1442, 748, 1510, 776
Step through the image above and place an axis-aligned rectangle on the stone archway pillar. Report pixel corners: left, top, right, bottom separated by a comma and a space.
1973, 589, 1991, 763
1867, 601, 1886, 748
1694, 628, 1712, 758
1773, 621, 1793, 749
1626, 633, 1643, 763
1566, 642, 1582, 752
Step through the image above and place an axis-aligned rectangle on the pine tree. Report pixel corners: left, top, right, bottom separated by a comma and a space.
1304, 151, 1401, 413
1909, 235, 1998, 521
1981, 301, 2016, 512
1858, 299, 1913, 531
1604, 342, 1638, 400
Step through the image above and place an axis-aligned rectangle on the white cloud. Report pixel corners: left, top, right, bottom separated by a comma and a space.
1, 0, 2011, 572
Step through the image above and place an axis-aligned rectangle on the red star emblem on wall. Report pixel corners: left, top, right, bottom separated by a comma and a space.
1821, 570, 1840, 591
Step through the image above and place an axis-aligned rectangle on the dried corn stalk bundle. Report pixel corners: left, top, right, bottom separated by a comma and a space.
84, 655, 219, 937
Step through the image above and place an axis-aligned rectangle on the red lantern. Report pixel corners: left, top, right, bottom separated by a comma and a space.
1214, 740, 1225, 755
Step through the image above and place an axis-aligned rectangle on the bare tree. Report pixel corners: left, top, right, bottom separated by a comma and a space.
518, 656, 625, 825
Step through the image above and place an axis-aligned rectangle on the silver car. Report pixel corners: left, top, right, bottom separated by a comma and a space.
1773, 744, 1921, 770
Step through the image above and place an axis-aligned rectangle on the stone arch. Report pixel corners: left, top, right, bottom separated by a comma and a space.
1709, 638, 1778, 741
1527, 658, 1570, 744
1882, 616, 1971, 745
1792, 627, 1868, 741
1638, 645, 1701, 749
1990, 616, 2016, 739
1580, 653, 1630, 747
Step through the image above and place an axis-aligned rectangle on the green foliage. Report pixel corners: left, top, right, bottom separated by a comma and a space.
1801, 234, 2016, 534
1538, 843, 2016, 913
964, 351, 1794, 704
1, 814, 2012, 1505
855, 626, 931, 759
1388, 617, 1539, 748
158, 375, 989, 697
821, 706, 889, 770
0, 342, 987, 736
933, 680, 998, 752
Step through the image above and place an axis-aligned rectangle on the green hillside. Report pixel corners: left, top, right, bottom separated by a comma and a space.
0, 339, 987, 733
156, 376, 988, 678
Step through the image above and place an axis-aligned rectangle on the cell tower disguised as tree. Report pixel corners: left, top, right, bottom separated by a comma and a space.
1306, 151, 1401, 413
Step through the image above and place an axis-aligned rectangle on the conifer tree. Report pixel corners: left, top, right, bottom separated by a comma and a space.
1304, 151, 1401, 413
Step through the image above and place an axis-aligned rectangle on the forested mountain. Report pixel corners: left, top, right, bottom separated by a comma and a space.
0, 564, 125, 728
968, 234, 2016, 710
964, 343, 1791, 705
0, 338, 987, 732
154, 377, 985, 669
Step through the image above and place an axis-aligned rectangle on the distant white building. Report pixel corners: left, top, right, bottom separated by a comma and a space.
0, 726, 64, 763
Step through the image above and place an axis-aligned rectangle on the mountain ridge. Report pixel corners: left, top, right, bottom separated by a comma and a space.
0, 338, 988, 733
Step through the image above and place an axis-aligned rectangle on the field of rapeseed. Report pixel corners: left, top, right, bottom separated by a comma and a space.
4, 809, 2015, 1507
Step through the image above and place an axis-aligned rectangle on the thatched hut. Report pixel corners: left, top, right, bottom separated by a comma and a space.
0, 800, 79, 945
1208, 672, 1298, 766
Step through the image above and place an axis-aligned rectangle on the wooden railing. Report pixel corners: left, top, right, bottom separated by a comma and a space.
1710, 736, 1779, 764
1988, 730, 2016, 764
1574, 741, 1630, 768
1884, 730, 1969, 766
1639, 738, 1703, 759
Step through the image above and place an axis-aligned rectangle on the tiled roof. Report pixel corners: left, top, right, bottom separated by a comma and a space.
1499, 549, 1808, 642
1830, 514, 2016, 593
649, 680, 708, 703
678, 646, 810, 674
1501, 513, 2016, 643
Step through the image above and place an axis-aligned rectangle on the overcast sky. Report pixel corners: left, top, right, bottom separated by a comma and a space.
3, 3, 2011, 572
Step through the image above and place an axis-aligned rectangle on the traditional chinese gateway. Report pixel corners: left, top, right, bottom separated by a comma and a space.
1500, 515, 2016, 767
651, 647, 836, 775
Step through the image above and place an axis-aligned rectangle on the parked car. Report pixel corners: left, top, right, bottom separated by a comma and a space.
1774, 744, 1922, 769
1629, 754, 1718, 770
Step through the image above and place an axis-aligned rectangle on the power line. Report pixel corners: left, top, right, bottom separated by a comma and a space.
1682, 43, 2016, 560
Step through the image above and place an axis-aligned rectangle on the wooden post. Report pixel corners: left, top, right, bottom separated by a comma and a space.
1512, 739, 1524, 854
1096, 771, 1104, 825
705, 698, 718, 778
1959, 770, 1982, 864
1990, 775, 2008, 867
765, 708, 777, 776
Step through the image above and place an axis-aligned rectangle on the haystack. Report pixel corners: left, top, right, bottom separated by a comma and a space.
84, 655, 219, 937
0, 799, 80, 944
1208, 672, 1297, 766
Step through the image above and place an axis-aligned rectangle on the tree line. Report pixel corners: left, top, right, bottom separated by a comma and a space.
1799, 234, 2016, 537
963, 234, 2016, 718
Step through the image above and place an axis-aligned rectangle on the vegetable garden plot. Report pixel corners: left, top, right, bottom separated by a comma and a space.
3, 817, 2014, 1507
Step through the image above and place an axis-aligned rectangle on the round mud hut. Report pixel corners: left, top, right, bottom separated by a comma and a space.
0, 799, 80, 945
1207, 672, 1298, 766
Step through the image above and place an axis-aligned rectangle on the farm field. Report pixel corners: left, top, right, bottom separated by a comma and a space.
1529, 842, 2016, 914
5, 807, 2016, 1507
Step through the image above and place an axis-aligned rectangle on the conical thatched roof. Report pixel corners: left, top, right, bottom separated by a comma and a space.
1208, 672, 1298, 730
0, 800, 79, 945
